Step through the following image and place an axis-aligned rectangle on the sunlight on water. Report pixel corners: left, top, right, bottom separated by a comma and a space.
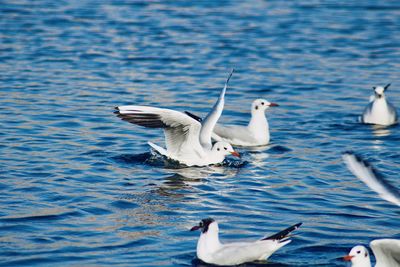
1, 1, 400, 266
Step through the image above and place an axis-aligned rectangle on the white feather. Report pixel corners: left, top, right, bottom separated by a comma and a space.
371, 239, 400, 267
342, 152, 400, 206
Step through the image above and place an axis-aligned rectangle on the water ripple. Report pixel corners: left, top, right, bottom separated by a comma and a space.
1, 0, 400, 266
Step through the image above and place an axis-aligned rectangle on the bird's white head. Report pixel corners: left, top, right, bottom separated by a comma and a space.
344, 245, 370, 266
251, 99, 279, 114
373, 83, 390, 99
190, 218, 219, 235
212, 142, 240, 158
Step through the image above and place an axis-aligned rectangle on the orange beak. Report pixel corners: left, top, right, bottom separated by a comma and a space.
269, 102, 279, 107
231, 151, 240, 158
343, 255, 354, 261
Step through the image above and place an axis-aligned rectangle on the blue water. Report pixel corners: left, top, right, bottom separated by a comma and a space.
1, 1, 400, 266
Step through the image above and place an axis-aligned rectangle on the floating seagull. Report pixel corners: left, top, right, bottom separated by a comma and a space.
115, 70, 240, 167
342, 151, 400, 207
361, 84, 398, 126
190, 218, 302, 266
344, 239, 400, 267
187, 99, 279, 147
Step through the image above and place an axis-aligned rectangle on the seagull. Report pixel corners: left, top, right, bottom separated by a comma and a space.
190, 218, 302, 266
342, 151, 400, 207
211, 99, 279, 146
186, 99, 279, 147
344, 239, 400, 267
361, 84, 398, 126
114, 70, 240, 167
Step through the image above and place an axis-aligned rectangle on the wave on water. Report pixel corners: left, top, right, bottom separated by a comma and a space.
112, 151, 247, 169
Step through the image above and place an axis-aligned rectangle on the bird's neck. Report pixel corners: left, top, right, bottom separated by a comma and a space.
352, 258, 371, 267
374, 96, 387, 104
197, 231, 221, 256
372, 97, 390, 112
248, 111, 269, 140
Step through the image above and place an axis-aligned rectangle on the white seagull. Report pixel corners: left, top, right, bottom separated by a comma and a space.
211, 99, 279, 146
190, 218, 302, 266
115, 70, 240, 167
361, 84, 398, 126
342, 151, 400, 207
344, 239, 400, 267
187, 99, 279, 147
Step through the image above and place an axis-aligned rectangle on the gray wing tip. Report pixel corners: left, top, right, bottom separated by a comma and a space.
226, 68, 235, 85
114, 112, 167, 128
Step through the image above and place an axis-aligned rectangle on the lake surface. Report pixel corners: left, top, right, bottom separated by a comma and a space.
1, 0, 400, 266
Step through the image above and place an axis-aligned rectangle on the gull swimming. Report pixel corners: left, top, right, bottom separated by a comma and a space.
361, 83, 398, 126
344, 239, 400, 267
190, 218, 301, 266
212, 99, 279, 146
342, 151, 400, 207
187, 98, 279, 146
114, 70, 240, 167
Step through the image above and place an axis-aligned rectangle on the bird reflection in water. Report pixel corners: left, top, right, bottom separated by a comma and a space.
371, 124, 391, 137
153, 165, 240, 198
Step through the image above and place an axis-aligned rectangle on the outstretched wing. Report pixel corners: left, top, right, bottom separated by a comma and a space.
115, 105, 203, 156
199, 69, 234, 150
342, 152, 400, 206
370, 239, 400, 267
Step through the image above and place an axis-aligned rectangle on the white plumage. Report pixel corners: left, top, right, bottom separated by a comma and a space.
344, 239, 400, 267
212, 98, 279, 146
342, 152, 400, 207
190, 218, 301, 266
114, 70, 239, 167
361, 84, 398, 126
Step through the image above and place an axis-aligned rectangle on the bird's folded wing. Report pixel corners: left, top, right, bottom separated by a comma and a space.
115, 105, 202, 155
370, 239, 400, 267
342, 152, 400, 206
213, 124, 255, 143
388, 101, 398, 119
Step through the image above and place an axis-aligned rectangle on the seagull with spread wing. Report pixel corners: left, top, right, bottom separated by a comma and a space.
114, 70, 240, 167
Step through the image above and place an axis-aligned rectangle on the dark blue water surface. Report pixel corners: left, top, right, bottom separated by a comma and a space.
1, 1, 400, 266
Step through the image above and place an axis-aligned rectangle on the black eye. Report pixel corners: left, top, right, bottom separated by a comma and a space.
199, 222, 203, 227
255, 106, 258, 110
224, 147, 227, 150
372, 86, 376, 90
217, 148, 220, 151
365, 252, 368, 257
261, 102, 264, 105
357, 251, 361, 254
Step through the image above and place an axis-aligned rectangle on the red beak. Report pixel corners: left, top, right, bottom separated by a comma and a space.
343, 255, 354, 261
269, 102, 279, 107
190, 225, 200, 231
231, 151, 241, 158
